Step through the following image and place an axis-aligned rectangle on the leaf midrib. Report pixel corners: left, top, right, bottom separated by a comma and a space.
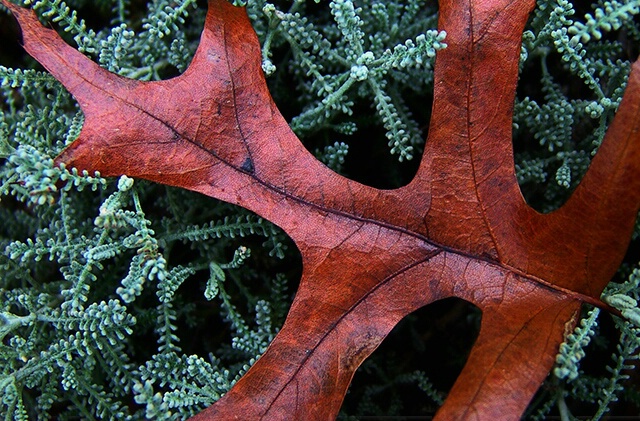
91, 74, 597, 309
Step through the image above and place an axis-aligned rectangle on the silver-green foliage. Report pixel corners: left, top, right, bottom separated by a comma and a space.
248, 0, 446, 162
515, 0, 640, 210
543, 272, 640, 421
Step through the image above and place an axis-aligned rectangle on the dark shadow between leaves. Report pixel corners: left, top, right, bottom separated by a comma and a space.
339, 297, 481, 418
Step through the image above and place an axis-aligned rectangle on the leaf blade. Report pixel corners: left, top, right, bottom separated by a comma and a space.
4, 0, 640, 419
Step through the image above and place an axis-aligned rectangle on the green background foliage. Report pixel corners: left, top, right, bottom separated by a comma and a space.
0, 0, 639, 419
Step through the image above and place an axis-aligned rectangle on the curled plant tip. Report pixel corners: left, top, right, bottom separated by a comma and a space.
605, 293, 640, 327
622, 308, 640, 327
117, 175, 135, 192
604, 293, 638, 310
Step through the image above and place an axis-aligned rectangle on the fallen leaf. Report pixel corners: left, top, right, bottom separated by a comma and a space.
4, 0, 640, 418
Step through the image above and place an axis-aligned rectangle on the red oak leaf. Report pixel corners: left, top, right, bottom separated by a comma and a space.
4, 0, 640, 418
